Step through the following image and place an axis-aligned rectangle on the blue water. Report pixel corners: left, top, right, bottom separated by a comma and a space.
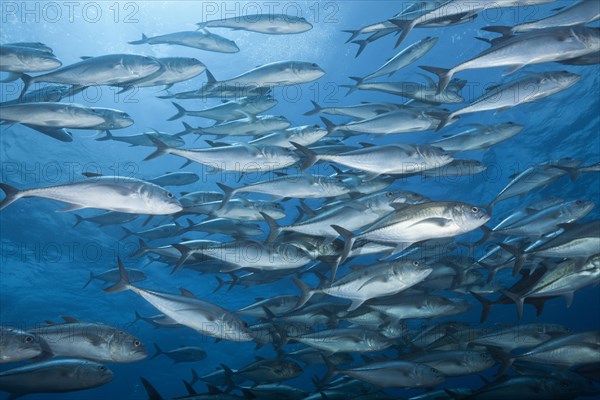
1, 1, 599, 399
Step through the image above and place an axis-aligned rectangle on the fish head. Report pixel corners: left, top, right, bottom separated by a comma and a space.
165, 57, 206, 74
467, 351, 495, 370
565, 199, 595, 220
451, 203, 490, 231
76, 361, 115, 386
414, 364, 445, 386
292, 62, 326, 81
494, 122, 525, 138
220, 316, 255, 342
417, 145, 454, 169
0, 328, 42, 362
125, 55, 162, 77
108, 331, 147, 362
574, 27, 600, 51
91, 108, 134, 129
393, 260, 433, 281
34, 54, 62, 70
542, 70, 581, 89
256, 202, 286, 220
142, 184, 182, 214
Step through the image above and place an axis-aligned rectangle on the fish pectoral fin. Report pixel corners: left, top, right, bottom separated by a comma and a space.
357, 275, 387, 291
563, 291, 575, 308
56, 203, 88, 212
347, 299, 367, 312
415, 217, 453, 227
502, 64, 526, 76
84, 333, 107, 346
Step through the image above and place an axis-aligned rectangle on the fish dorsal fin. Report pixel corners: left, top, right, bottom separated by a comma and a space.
358, 142, 375, 148
82, 172, 103, 178
254, 297, 266, 301
80, 56, 93, 60
182, 380, 197, 395
61, 316, 80, 323
254, 355, 266, 361
179, 288, 197, 298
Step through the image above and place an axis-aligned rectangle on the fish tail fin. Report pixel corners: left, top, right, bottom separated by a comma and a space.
389, 18, 416, 48
291, 141, 319, 170
316, 352, 337, 388
220, 364, 236, 393
72, 214, 85, 227
132, 310, 143, 324
19, 73, 33, 98
103, 257, 131, 294
470, 291, 494, 323
342, 76, 363, 96
0, 183, 23, 210
351, 40, 369, 58
82, 271, 95, 289
119, 226, 135, 241
129, 239, 149, 258
501, 289, 525, 320
419, 65, 453, 95
216, 182, 235, 210
190, 369, 200, 385
167, 102, 187, 121
128, 33, 149, 45
213, 276, 227, 293
481, 25, 513, 38
259, 211, 281, 242
175, 122, 194, 137
205, 69, 217, 85
144, 135, 170, 161
150, 343, 163, 360
139, 377, 164, 400
292, 277, 315, 309
94, 130, 114, 141
320, 116, 337, 134
303, 100, 323, 116
171, 244, 192, 273
496, 243, 524, 276
341, 29, 360, 43
331, 224, 355, 265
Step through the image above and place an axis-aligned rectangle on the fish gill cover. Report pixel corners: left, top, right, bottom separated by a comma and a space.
0, 0, 599, 399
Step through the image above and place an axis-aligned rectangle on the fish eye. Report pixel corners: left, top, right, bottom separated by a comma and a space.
133, 340, 141, 347
166, 192, 174, 199
471, 206, 479, 213
412, 261, 419, 266
99, 366, 106, 371
387, 191, 394, 197
576, 200, 584, 205
311, 63, 318, 67
23, 336, 34, 343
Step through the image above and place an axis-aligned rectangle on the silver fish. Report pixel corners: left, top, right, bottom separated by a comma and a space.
0, 176, 182, 214
197, 14, 313, 34
168, 96, 277, 122
150, 344, 206, 363
0, 327, 41, 363
430, 122, 524, 153
0, 359, 113, 397
128, 30, 239, 53
105, 258, 254, 342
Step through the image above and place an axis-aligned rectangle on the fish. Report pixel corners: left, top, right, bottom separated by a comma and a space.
217, 174, 356, 209
82, 267, 147, 289
177, 217, 263, 239
0, 327, 41, 363
434, 71, 581, 131
303, 100, 408, 119
288, 347, 354, 366
0, 44, 61, 80
197, 14, 313, 34
323, 358, 445, 388
420, 26, 599, 93
489, 158, 582, 208
408, 350, 495, 376
236, 295, 299, 318
0, 102, 109, 128
420, 159, 487, 178
247, 125, 329, 149
181, 115, 291, 137
391, 0, 562, 48
502, 255, 600, 317
238, 384, 308, 400
144, 136, 300, 173
494, 0, 600, 34
150, 344, 206, 363
28, 316, 147, 363
492, 199, 595, 238
262, 190, 428, 242
121, 57, 206, 91
332, 201, 490, 263
362, 36, 438, 81
296, 141, 453, 178
430, 122, 524, 153
128, 30, 239, 53
0, 359, 113, 398
73, 211, 138, 227
201, 61, 325, 90
132, 311, 181, 329
172, 239, 313, 274
96, 130, 185, 147
221, 358, 303, 389
0, 176, 182, 214
120, 222, 181, 241
105, 258, 255, 342
20, 53, 164, 95
294, 260, 433, 311
369, 294, 472, 320
291, 328, 393, 353
148, 172, 200, 187
342, 76, 467, 104
167, 96, 277, 122
182, 198, 286, 221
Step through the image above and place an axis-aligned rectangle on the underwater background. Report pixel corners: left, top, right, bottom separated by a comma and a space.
1, 1, 599, 399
